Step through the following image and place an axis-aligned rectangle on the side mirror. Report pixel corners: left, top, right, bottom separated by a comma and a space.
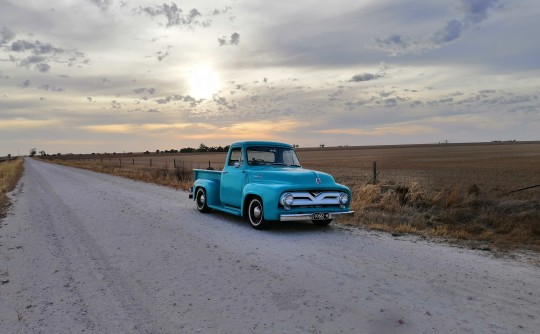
234, 161, 240, 168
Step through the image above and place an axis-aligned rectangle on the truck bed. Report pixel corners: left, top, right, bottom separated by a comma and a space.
193, 169, 223, 183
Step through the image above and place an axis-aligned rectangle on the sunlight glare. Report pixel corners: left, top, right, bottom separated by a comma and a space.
187, 64, 220, 99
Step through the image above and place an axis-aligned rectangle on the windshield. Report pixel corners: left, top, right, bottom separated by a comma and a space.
246, 146, 301, 167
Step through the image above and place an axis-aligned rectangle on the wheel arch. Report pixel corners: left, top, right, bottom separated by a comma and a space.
242, 184, 283, 221
193, 179, 220, 207
243, 194, 262, 218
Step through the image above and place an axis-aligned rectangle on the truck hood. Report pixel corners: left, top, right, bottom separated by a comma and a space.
247, 167, 337, 187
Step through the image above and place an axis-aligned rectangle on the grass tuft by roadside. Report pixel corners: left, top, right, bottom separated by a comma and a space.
343, 182, 540, 252
0, 158, 24, 219
47, 159, 193, 190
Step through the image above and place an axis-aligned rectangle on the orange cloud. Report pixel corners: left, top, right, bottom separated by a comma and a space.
0, 118, 60, 130
81, 120, 301, 141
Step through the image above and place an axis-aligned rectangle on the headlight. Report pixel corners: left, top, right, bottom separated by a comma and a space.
280, 193, 294, 206
339, 192, 349, 205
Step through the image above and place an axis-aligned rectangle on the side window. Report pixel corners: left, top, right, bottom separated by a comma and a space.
228, 148, 243, 166
283, 150, 294, 165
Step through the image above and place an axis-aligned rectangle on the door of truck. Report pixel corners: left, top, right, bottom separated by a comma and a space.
220, 147, 245, 208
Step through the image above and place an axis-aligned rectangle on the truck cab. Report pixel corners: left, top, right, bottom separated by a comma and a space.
190, 141, 354, 229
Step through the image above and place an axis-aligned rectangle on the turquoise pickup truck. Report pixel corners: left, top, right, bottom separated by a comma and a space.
189, 141, 354, 229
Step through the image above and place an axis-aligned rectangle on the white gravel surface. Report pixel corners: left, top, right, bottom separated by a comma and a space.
0, 158, 539, 334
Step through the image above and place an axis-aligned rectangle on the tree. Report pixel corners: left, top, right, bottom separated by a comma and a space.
197, 143, 209, 152
180, 147, 196, 153
29, 148, 36, 157
39, 150, 46, 156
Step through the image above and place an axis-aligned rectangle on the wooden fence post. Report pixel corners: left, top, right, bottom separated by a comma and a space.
373, 161, 378, 184
174, 158, 176, 168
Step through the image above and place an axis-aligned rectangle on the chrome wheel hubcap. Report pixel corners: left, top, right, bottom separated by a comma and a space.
253, 205, 261, 220
197, 191, 205, 208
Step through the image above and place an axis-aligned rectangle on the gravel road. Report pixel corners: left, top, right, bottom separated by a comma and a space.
0, 158, 539, 333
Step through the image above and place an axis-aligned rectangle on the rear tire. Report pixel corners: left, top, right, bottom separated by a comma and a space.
196, 188, 211, 213
312, 219, 332, 226
248, 198, 268, 230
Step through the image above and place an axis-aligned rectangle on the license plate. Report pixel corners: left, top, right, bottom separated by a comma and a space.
312, 213, 330, 220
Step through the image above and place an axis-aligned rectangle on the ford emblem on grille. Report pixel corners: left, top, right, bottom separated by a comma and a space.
315, 178, 321, 184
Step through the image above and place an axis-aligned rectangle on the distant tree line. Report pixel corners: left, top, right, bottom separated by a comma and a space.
29, 148, 48, 157
180, 143, 230, 153
143, 143, 230, 154
32, 143, 231, 157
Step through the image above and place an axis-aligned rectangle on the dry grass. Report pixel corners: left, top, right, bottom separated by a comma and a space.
0, 158, 24, 219
43, 142, 540, 252
48, 160, 194, 191
342, 182, 540, 251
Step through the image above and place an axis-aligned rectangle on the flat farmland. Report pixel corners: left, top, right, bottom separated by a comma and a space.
298, 142, 540, 193
58, 141, 540, 193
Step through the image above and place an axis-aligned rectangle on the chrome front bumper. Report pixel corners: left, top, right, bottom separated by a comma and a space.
280, 211, 354, 222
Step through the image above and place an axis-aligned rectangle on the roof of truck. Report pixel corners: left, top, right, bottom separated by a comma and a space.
230, 141, 293, 148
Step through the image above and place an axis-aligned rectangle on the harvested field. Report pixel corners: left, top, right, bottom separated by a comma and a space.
298, 142, 540, 193
48, 141, 540, 193
43, 141, 540, 251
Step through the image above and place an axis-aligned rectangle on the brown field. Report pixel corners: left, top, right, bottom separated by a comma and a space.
43, 141, 540, 251
299, 141, 540, 192
50, 141, 540, 192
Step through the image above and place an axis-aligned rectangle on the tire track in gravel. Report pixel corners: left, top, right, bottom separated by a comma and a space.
2, 160, 178, 333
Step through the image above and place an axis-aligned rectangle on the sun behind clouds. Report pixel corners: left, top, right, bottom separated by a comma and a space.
186, 64, 220, 99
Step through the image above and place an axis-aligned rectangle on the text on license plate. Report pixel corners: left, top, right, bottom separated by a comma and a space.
312, 213, 330, 220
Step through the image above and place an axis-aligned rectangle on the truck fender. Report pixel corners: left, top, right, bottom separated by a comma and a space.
193, 179, 220, 207
241, 184, 281, 221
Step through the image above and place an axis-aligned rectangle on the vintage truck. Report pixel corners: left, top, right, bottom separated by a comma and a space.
189, 141, 354, 229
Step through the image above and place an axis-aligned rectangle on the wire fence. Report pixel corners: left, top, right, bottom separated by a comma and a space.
313, 164, 539, 193
49, 155, 540, 195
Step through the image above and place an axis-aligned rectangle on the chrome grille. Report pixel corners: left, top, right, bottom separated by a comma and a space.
288, 191, 341, 206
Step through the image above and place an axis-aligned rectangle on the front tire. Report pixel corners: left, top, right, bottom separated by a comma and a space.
248, 198, 268, 229
196, 188, 211, 213
312, 219, 332, 226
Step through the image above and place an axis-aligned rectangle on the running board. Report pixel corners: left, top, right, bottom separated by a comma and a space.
208, 204, 242, 217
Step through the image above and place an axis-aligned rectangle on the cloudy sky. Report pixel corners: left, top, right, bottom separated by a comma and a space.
1, 0, 539, 155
